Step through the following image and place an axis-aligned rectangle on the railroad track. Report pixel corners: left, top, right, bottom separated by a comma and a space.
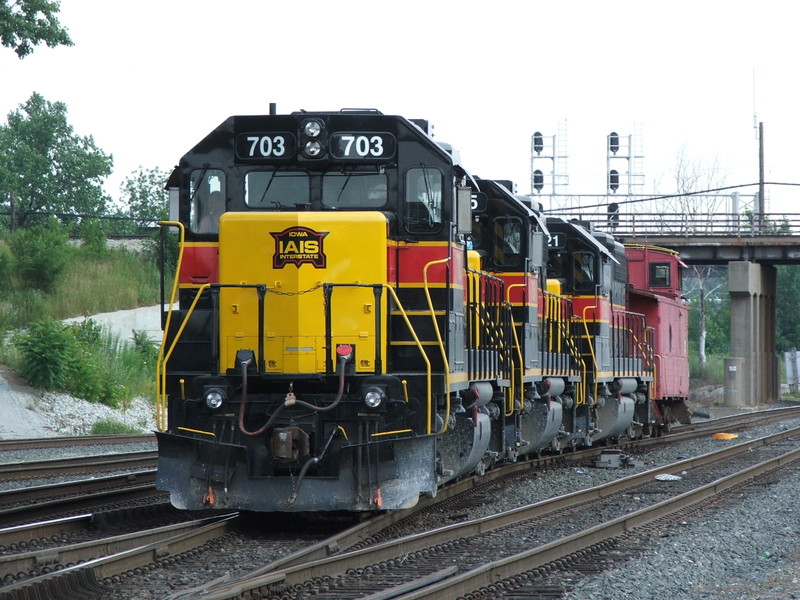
0, 451, 157, 482
0, 470, 161, 528
1, 407, 798, 599
0, 434, 154, 453
163, 424, 800, 600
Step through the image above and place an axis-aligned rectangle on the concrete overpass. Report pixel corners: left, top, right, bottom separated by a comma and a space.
551, 210, 800, 407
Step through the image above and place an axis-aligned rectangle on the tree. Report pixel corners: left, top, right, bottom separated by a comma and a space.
0, 0, 73, 58
649, 146, 730, 235
655, 148, 731, 366
685, 265, 729, 363
776, 265, 800, 351
119, 166, 170, 229
7, 216, 70, 292
0, 92, 113, 230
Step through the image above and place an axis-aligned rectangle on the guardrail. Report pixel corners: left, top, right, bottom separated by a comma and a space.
545, 211, 800, 238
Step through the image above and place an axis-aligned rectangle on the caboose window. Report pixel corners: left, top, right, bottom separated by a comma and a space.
650, 263, 671, 287
190, 169, 226, 233
244, 171, 309, 208
404, 167, 442, 233
322, 173, 387, 208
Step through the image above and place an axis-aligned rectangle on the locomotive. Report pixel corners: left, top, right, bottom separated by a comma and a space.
155, 107, 689, 512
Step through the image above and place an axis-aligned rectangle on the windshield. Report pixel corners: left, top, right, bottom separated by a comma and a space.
405, 167, 442, 233
322, 173, 387, 208
245, 171, 310, 208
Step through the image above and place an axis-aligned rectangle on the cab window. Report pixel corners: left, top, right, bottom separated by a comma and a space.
245, 171, 310, 208
322, 173, 387, 208
190, 169, 226, 233
404, 167, 442, 233
493, 217, 523, 268
573, 251, 596, 291
650, 263, 671, 287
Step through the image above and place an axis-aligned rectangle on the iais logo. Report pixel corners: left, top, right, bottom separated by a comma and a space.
270, 226, 329, 269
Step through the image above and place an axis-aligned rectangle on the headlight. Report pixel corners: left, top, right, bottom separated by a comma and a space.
204, 388, 225, 410
303, 119, 323, 137
304, 140, 323, 157
363, 387, 385, 409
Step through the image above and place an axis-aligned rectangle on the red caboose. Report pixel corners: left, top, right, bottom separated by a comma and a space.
625, 245, 690, 424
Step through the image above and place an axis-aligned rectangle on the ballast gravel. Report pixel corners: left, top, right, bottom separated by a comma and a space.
560, 466, 800, 600
551, 418, 800, 600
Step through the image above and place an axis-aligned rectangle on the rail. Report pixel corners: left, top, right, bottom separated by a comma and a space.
548, 211, 800, 239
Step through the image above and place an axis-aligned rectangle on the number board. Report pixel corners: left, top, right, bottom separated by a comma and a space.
235, 133, 296, 160
548, 232, 567, 249
330, 133, 396, 159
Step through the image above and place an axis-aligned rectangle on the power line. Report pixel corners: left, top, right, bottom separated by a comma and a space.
542, 181, 800, 213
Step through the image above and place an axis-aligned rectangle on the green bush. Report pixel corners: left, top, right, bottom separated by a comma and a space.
1, 235, 162, 412
13, 319, 74, 390
80, 218, 109, 258
7, 219, 71, 293
91, 418, 142, 435
0, 245, 11, 284
13, 318, 138, 406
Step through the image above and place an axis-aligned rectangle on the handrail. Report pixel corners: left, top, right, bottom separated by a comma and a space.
157, 284, 211, 428
422, 257, 452, 434
550, 211, 800, 238
505, 283, 527, 416
155, 221, 185, 432
382, 284, 434, 434
581, 304, 599, 405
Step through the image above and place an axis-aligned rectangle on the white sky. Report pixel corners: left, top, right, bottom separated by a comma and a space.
2, 0, 797, 214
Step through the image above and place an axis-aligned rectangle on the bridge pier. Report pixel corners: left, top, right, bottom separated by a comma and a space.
727, 261, 778, 406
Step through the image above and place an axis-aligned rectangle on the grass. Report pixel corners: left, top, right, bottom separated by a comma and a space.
91, 418, 145, 435
0, 238, 165, 409
689, 354, 725, 388
11, 247, 162, 323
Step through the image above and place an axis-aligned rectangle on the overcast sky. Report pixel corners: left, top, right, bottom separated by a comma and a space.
2, 0, 797, 214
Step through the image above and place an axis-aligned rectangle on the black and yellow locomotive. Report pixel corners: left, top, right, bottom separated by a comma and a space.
155, 108, 688, 512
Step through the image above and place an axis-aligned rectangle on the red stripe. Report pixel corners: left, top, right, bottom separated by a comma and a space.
569, 295, 611, 321
394, 244, 464, 285
179, 244, 219, 285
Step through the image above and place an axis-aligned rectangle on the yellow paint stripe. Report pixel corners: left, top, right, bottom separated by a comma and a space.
178, 427, 215, 438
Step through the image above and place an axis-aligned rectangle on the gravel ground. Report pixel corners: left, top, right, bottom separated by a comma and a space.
0, 371, 156, 440
410, 416, 800, 600
545, 418, 800, 600
561, 468, 800, 600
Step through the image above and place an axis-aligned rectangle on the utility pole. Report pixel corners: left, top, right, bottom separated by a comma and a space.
758, 121, 765, 233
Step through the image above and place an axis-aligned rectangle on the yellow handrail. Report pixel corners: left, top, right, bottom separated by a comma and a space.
382, 284, 434, 434
155, 221, 185, 432
157, 284, 211, 430
582, 304, 599, 405
423, 257, 451, 434
505, 283, 526, 415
